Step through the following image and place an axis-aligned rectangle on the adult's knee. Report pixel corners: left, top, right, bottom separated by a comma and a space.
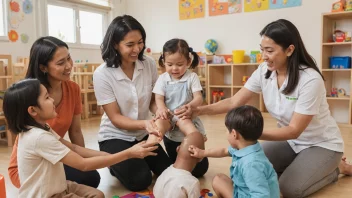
119, 170, 152, 192
192, 157, 209, 178
279, 178, 303, 198
84, 170, 101, 188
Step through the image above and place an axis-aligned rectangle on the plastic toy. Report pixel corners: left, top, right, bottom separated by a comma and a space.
212, 90, 219, 103
338, 88, 347, 97
333, 30, 346, 42
200, 188, 214, 198
204, 39, 218, 55
346, 0, 352, 10
242, 76, 249, 85
0, 174, 6, 198
219, 90, 224, 100
117, 190, 154, 198
331, 88, 338, 97
331, 0, 345, 12
256, 53, 263, 63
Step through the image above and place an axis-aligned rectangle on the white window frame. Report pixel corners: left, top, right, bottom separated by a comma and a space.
0, 0, 8, 42
45, 0, 109, 49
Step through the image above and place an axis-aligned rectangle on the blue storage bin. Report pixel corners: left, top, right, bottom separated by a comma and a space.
329, 56, 351, 69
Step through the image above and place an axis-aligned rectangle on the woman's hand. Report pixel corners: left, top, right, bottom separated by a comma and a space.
174, 104, 200, 120
188, 145, 205, 158
144, 119, 161, 137
156, 107, 171, 120
127, 141, 158, 159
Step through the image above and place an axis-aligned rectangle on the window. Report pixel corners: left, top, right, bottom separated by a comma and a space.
0, 0, 8, 40
47, 0, 108, 47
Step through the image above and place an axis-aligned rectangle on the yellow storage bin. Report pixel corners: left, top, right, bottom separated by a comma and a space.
232, 50, 245, 63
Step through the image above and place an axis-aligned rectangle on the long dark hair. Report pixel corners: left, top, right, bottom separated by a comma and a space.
158, 38, 199, 69
101, 15, 146, 68
26, 36, 68, 88
3, 79, 48, 134
260, 19, 323, 95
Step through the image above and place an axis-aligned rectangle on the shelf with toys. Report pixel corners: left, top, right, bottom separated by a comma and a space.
321, 6, 352, 124
72, 61, 103, 119
0, 55, 16, 146
206, 51, 263, 112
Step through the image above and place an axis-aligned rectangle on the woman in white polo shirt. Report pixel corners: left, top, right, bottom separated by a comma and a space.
177, 19, 345, 197
93, 15, 172, 191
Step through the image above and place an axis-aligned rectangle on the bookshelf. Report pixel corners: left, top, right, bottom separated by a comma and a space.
206, 63, 264, 110
321, 11, 352, 124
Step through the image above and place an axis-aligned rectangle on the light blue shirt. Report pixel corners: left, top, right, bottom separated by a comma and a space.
229, 142, 280, 198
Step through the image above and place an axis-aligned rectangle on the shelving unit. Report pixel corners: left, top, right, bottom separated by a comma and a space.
72, 63, 102, 119
321, 11, 352, 124
207, 63, 262, 110
0, 55, 16, 146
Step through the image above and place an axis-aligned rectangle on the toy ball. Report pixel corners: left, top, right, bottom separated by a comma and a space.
204, 39, 218, 54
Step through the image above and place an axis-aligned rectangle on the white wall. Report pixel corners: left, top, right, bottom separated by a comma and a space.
0, 0, 123, 63
124, 0, 337, 66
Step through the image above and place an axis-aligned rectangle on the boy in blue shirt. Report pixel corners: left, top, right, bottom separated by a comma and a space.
189, 105, 280, 198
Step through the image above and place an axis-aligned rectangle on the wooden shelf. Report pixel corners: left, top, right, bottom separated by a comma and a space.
322, 69, 351, 72
326, 97, 350, 101
199, 77, 206, 81
81, 89, 94, 93
232, 63, 260, 66
208, 63, 260, 67
321, 11, 352, 124
322, 11, 352, 20
209, 85, 232, 88
208, 64, 232, 67
322, 42, 352, 46
233, 86, 244, 88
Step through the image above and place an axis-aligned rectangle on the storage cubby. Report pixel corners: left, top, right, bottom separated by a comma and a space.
321, 11, 352, 124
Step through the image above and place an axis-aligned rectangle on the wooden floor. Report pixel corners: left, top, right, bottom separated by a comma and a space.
1, 114, 352, 197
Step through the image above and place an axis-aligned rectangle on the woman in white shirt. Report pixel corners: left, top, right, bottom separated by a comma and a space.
93, 15, 172, 191
177, 19, 345, 197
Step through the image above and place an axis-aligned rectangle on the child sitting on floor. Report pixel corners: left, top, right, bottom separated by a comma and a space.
189, 105, 280, 198
3, 79, 158, 198
153, 132, 204, 198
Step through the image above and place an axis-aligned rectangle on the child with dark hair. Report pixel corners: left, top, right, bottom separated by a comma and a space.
3, 79, 158, 198
150, 38, 208, 177
189, 105, 280, 198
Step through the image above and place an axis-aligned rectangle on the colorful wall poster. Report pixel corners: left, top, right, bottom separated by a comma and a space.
270, 0, 301, 10
179, 0, 205, 20
209, 0, 242, 17
244, 0, 269, 12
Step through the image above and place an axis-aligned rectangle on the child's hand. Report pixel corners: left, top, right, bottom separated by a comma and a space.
127, 141, 158, 159
188, 145, 204, 158
156, 107, 170, 120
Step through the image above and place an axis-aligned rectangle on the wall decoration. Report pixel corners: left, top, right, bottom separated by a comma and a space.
179, 0, 205, 20
270, 0, 301, 10
209, 0, 242, 16
9, 13, 20, 29
8, 30, 19, 42
23, 0, 33, 14
20, 33, 29, 43
9, 0, 20, 12
244, 0, 269, 12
